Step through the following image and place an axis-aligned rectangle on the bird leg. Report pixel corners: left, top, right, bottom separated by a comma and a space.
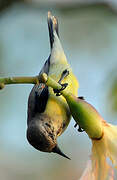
54, 69, 69, 96
58, 69, 69, 84
55, 83, 68, 96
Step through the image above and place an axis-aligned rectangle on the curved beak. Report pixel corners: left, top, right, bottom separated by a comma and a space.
52, 145, 71, 160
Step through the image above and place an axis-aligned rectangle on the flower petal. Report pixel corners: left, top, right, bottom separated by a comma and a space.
79, 160, 95, 180
92, 137, 114, 180
103, 123, 117, 168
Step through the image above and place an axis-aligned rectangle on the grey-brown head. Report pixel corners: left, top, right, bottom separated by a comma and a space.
26, 119, 70, 159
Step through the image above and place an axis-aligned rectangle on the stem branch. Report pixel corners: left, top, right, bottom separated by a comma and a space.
0, 76, 39, 89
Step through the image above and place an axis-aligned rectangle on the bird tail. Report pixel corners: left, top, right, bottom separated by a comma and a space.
47, 11, 59, 49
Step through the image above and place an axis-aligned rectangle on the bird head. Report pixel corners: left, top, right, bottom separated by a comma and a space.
26, 119, 70, 159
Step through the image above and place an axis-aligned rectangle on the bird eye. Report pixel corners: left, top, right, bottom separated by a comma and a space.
39, 140, 44, 146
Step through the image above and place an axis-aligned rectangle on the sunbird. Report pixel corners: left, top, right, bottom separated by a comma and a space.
26, 12, 78, 159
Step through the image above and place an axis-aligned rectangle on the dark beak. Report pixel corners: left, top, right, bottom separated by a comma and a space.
52, 145, 71, 160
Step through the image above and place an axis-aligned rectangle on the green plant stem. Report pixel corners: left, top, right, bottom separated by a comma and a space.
0, 76, 39, 89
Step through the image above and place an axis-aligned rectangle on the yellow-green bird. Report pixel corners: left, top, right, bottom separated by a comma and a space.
27, 12, 78, 159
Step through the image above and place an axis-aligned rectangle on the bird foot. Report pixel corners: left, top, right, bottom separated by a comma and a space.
58, 69, 69, 84
74, 123, 84, 132
53, 69, 69, 96
78, 96, 85, 100
54, 83, 68, 96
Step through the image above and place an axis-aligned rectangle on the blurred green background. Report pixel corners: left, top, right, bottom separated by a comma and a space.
0, 1, 117, 180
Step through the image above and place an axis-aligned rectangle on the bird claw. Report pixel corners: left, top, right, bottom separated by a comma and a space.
78, 126, 84, 132
74, 123, 78, 128
54, 83, 68, 96
61, 83, 68, 90
78, 96, 85, 100
74, 123, 84, 132
53, 69, 69, 96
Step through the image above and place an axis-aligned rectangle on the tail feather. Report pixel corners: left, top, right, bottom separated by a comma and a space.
47, 11, 59, 49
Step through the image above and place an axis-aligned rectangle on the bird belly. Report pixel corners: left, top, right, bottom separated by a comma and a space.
44, 93, 71, 136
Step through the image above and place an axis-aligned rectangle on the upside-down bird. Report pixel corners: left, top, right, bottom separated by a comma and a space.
26, 12, 78, 159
